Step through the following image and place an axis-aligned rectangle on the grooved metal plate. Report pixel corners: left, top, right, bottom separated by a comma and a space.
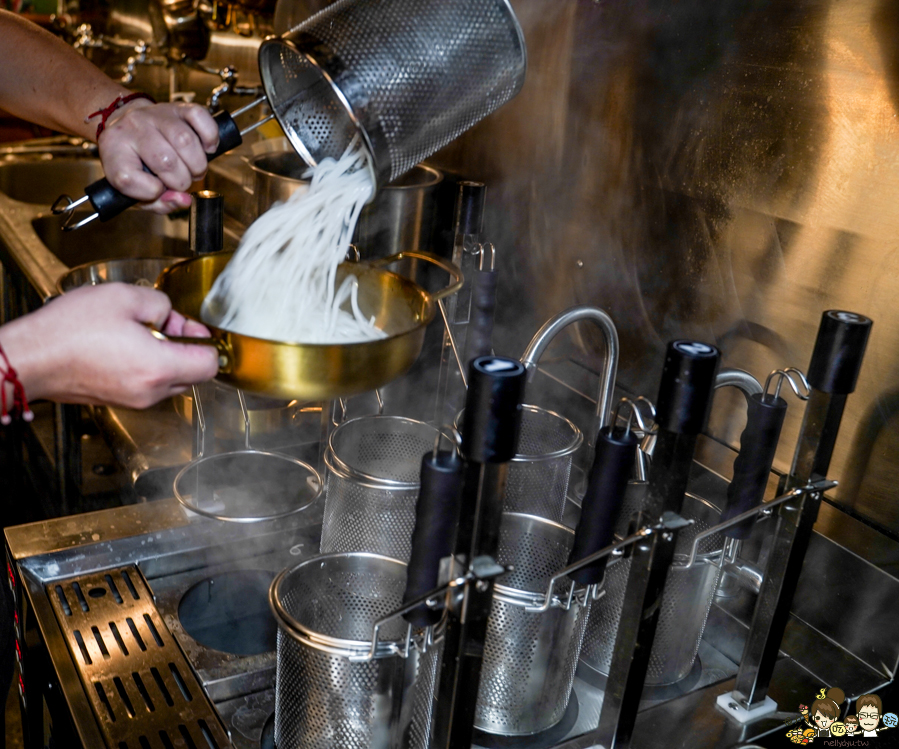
47, 566, 232, 749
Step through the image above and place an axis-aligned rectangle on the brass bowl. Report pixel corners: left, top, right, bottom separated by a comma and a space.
155, 250, 461, 400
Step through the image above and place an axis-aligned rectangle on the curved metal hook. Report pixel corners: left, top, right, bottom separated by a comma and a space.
764, 367, 810, 402
610, 395, 657, 441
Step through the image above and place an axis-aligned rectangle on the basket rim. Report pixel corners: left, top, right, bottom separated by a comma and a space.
270, 551, 412, 658
456, 404, 584, 463
326, 415, 443, 488
172, 449, 322, 523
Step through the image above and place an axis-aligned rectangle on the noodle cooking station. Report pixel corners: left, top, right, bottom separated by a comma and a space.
2, 0, 899, 747
5, 343, 899, 748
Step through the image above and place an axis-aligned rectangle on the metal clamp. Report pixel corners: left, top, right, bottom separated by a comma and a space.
524, 511, 693, 614
680, 479, 837, 570
350, 554, 511, 662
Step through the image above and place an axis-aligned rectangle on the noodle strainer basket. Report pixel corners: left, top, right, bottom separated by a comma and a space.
258, 0, 527, 186
455, 405, 583, 521
579, 490, 725, 686
270, 552, 441, 748
476, 512, 592, 736
321, 415, 445, 561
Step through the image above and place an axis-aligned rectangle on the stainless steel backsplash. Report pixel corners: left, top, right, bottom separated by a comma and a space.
424, 0, 899, 535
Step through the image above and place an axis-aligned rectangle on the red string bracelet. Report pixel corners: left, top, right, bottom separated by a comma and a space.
86, 92, 157, 141
0, 341, 33, 425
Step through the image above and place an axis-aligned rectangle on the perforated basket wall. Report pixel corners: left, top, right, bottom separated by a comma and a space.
321, 416, 441, 561
504, 406, 582, 521
475, 513, 589, 736
579, 492, 725, 685
272, 554, 438, 748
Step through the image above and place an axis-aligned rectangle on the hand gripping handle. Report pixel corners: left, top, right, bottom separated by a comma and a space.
83, 110, 242, 222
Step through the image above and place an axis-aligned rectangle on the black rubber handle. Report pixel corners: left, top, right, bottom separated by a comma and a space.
567, 426, 638, 584
462, 268, 498, 363
403, 450, 465, 626
655, 340, 721, 435
84, 110, 242, 222
461, 356, 527, 464
807, 310, 873, 394
720, 392, 787, 539
457, 181, 486, 235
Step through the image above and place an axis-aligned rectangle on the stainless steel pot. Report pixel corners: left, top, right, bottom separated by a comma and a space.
56, 257, 183, 295
247, 151, 442, 257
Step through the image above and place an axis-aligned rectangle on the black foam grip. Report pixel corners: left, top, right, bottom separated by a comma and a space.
461, 356, 527, 464
567, 427, 638, 585
463, 269, 498, 363
403, 451, 465, 626
807, 310, 873, 394
720, 393, 787, 539
457, 181, 486, 235
655, 340, 721, 435
86, 110, 243, 222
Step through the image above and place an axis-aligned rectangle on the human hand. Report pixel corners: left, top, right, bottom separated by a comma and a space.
0, 283, 219, 409
98, 100, 220, 214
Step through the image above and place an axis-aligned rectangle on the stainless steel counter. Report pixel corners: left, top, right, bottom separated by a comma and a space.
5, 457, 897, 749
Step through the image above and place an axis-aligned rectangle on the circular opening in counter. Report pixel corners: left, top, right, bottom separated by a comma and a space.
178, 570, 278, 656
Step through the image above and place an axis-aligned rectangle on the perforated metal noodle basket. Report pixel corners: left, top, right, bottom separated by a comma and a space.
321, 415, 444, 560
476, 513, 592, 736
258, 0, 527, 186
269, 553, 441, 749
579, 490, 725, 686
456, 405, 583, 521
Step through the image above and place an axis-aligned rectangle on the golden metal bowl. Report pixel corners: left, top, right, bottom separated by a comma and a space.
155, 250, 461, 400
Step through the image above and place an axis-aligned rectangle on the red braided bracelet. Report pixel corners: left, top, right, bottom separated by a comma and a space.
86, 92, 157, 141
0, 341, 33, 425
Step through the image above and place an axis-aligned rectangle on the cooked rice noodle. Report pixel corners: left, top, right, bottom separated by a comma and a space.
201, 141, 387, 344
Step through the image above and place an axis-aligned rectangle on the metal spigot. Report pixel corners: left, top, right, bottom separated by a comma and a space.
70, 24, 166, 84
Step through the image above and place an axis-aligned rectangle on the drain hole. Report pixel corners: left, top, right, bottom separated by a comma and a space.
88, 587, 106, 599
109, 623, 128, 656
132, 672, 154, 712
150, 667, 174, 707
179, 725, 199, 749
144, 614, 164, 647
126, 617, 146, 651
121, 570, 140, 600
159, 731, 175, 749
177, 570, 277, 656
92, 626, 110, 659
54, 586, 72, 617
95, 682, 115, 722
72, 582, 90, 612
105, 574, 124, 604
113, 676, 135, 718
198, 719, 219, 749
139, 737, 152, 749
169, 663, 193, 702
74, 630, 92, 665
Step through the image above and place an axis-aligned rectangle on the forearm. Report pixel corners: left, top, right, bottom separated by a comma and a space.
0, 285, 219, 411
0, 10, 135, 141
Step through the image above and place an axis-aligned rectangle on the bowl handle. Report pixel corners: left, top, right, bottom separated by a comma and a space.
146, 326, 233, 373
366, 250, 464, 301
